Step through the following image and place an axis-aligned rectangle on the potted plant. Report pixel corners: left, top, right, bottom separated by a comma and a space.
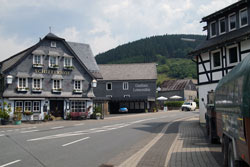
0, 102, 11, 125
13, 107, 22, 125
93, 106, 102, 120
23, 110, 33, 121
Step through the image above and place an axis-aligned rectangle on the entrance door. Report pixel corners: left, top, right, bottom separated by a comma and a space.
50, 100, 64, 117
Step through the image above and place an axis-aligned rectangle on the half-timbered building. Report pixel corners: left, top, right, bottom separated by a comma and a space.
191, 0, 250, 123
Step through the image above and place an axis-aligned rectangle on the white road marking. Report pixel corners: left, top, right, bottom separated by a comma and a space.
6, 130, 13, 132
50, 126, 64, 130
20, 130, 39, 133
0, 134, 5, 137
0, 131, 5, 133
62, 137, 90, 147
74, 123, 84, 126
0, 160, 21, 167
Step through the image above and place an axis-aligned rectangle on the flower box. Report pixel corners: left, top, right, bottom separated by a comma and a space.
32, 64, 44, 68
49, 65, 59, 69
64, 66, 74, 70
52, 88, 62, 93
32, 88, 42, 92
73, 89, 82, 93
16, 87, 29, 92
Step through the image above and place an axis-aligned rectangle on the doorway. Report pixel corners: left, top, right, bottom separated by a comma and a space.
50, 100, 64, 117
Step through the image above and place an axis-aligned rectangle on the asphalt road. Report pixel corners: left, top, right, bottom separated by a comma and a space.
0, 111, 198, 167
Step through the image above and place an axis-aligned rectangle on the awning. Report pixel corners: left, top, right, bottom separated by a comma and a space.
32, 49, 45, 55
9, 98, 46, 100
48, 50, 60, 56
52, 75, 63, 80
31, 73, 44, 78
74, 75, 84, 80
16, 72, 30, 78
63, 53, 73, 58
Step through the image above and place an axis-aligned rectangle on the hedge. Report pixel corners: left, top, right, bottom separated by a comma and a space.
164, 101, 184, 108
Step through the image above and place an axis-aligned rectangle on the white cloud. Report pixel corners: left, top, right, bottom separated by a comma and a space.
58, 27, 81, 42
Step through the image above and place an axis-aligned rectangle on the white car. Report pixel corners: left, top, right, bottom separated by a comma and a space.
181, 102, 196, 111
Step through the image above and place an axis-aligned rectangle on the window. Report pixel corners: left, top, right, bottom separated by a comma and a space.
53, 80, 61, 90
219, 18, 226, 34
51, 41, 56, 48
64, 58, 72, 67
106, 95, 112, 98
33, 55, 42, 65
74, 80, 82, 91
15, 101, 23, 112
71, 101, 86, 112
210, 21, 216, 38
123, 82, 129, 90
33, 78, 42, 90
228, 46, 238, 64
229, 13, 236, 31
49, 56, 58, 68
189, 96, 193, 100
24, 101, 32, 112
18, 78, 27, 88
240, 8, 248, 27
106, 82, 112, 90
140, 102, 145, 109
124, 95, 130, 98
33, 101, 40, 112
212, 51, 221, 68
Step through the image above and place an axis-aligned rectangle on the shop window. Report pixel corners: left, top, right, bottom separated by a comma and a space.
212, 51, 221, 69
140, 102, 145, 109
210, 21, 216, 38
219, 18, 226, 34
33, 101, 40, 113
106, 82, 112, 90
123, 82, 129, 90
229, 13, 236, 31
71, 101, 86, 112
130, 102, 134, 109
135, 102, 140, 109
240, 8, 248, 27
24, 101, 32, 112
15, 101, 23, 112
228, 46, 238, 64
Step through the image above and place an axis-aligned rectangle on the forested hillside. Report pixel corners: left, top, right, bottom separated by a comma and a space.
95, 34, 205, 85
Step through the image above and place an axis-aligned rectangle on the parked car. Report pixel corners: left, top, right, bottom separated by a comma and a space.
119, 107, 128, 113
181, 102, 196, 111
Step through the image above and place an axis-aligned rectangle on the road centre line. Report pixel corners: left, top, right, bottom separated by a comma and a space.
50, 126, 64, 130
0, 160, 21, 167
62, 137, 90, 147
20, 129, 39, 133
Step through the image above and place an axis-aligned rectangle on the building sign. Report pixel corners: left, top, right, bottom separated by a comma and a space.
35, 69, 70, 75
133, 84, 151, 92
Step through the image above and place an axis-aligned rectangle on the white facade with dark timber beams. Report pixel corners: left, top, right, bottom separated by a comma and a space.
0, 33, 102, 120
190, 0, 250, 123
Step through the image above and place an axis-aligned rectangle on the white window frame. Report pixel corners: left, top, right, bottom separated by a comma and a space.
123, 82, 129, 90
49, 56, 58, 68
227, 44, 239, 66
106, 82, 112, 90
210, 21, 217, 38
32, 78, 42, 91
53, 79, 61, 90
51, 41, 56, 48
24, 101, 32, 112
64, 57, 72, 67
219, 17, 226, 35
18, 77, 28, 89
229, 13, 236, 32
33, 101, 40, 113
33, 55, 43, 65
239, 8, 248, 28
15, 101, 23, 112
74, 80, 82, 92
211, 50, 222, 70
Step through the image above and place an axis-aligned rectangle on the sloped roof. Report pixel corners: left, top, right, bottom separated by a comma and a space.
67, 42, 102, 79
160, 79, 191, 91
191, 26, 250, 55
98, 63, 157, 81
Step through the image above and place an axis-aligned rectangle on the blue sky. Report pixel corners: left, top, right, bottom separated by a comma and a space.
0, 0, 237, 61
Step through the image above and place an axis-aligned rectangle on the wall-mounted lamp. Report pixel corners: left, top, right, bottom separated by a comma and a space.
6, 75, 13, 84
91, 79, 97, 88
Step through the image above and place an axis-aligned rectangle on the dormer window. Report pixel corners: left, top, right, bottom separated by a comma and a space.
33, 55, 43, 68
17, 77, 28, 92
51, 41, 56, 48
49, 56, 58, 69
229, 13, 236, 31
210, 21, 216, 38
240, 8, 248, 28
73, 80, 82, 93
64, 57, 73, 70
219, 18, 226, 35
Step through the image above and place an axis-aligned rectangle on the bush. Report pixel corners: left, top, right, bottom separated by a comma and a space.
194, 98, 199, 108
164, 101, 184, 108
